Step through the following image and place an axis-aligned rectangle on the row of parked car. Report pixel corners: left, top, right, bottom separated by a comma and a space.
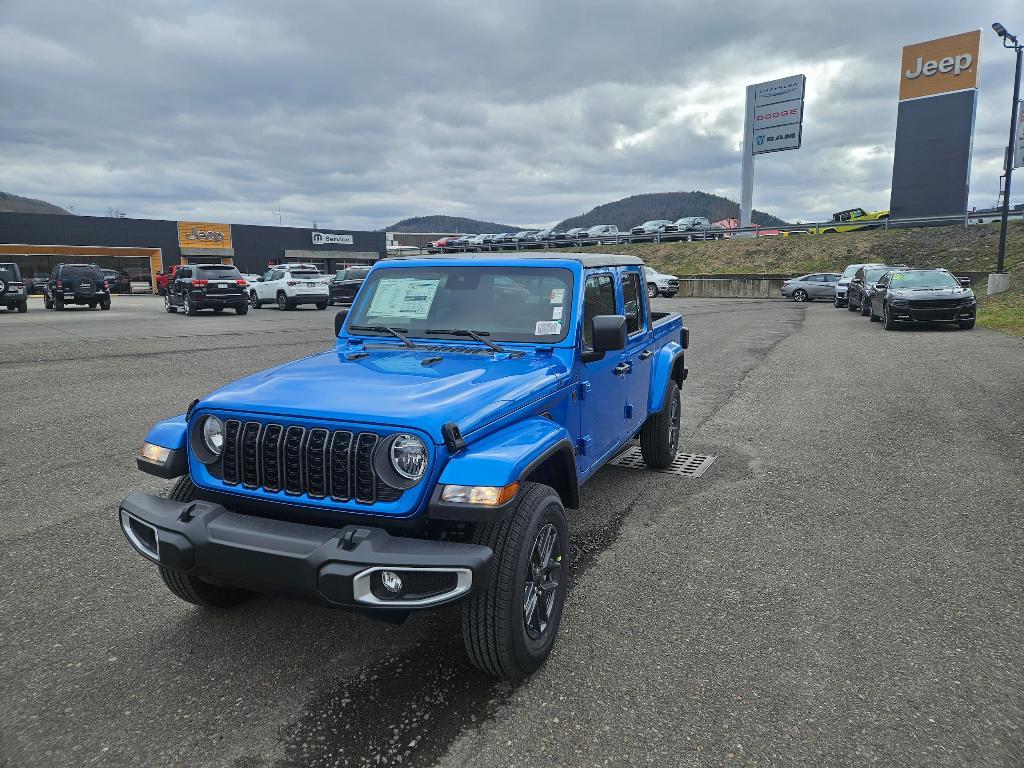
781, 263, 977, 330
430, 217, 725, 251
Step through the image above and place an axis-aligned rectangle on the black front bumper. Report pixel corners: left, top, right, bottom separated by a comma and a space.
119, 492, 493, 611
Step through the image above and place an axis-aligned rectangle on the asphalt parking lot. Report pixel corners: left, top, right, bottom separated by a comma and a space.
1, 295, 1022, 767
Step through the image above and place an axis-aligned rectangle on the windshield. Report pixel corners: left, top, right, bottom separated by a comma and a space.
840, 264, 862, 280
889, 270, 960, 289
290, 270, 320, 278
62, 265, 102, 280
864, 267, 893, 283
0, 264, 20, 280
197, 266, 242, 279
348, 266, 574, 344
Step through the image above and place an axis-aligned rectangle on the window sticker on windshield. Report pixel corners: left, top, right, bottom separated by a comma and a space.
891, 274, 908, 280
535, 320, 561, 336
552, 306, 563, 320
368, 278, 441, 319
549, 288, 565, 304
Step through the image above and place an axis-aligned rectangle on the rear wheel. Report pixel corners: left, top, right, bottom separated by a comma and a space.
235, 302, 248, 315
164, 293, 177, 313
54, 298, 64, 311
183, 292, 197, 316
17, 301, 27, 313
44, 295, 53, 309
157, 477, 251, 608
88, 301, 97, 309
249, 291, 261, 309
277, 292, 293, 311
315, 301, 328, 310
860, 299, 871, 316
462, 482, 567, 680
640, 384, 680, 468
213, 306, 224, 313
647, 283, 658, 299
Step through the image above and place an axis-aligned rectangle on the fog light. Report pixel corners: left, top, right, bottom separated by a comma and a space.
139, 442, 171, 466
380, 570, 403, 594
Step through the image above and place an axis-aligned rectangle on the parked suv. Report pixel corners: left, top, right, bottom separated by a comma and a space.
250, 263, 329, 310
0, 262, 28, 313
165, 264, 248, 316
329, 265, 371, 306
847, 264, 905, 315
833, 263, 876, 308
43, 263, 111, 310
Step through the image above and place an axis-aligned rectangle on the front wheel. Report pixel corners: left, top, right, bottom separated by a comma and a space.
315, 301, 328, 310
17, 301, 27, 313
158, 477, 251, 608
883, 304, 898, 330
100, 298, 110, 310
164, 293, 177, 313
462, 483, 568, 681
847, 298, 858, 312
235, 302, 248, 315
647, 283, 658, 299
860, 299, 871, 317
792, 289, 808, 302
869, 301, 880, 321
44, 295, 53, 309
54, 299, 64, 311
640, 384, 680, 468
958, 319, 976, 330
277, 292, 292, 311
183, 292, 197, 316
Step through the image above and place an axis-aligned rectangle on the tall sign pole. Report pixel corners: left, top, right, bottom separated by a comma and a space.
994, 26, 1022, 276
740, 75, 806, 232
740, 85, 756, 228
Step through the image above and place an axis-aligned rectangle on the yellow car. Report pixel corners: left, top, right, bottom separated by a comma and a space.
813, 207, 889, 234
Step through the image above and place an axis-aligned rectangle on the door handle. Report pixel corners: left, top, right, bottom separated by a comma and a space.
639, 350, 653, 360
613, 362, 632, 376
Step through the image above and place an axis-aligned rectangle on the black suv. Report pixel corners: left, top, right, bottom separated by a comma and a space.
165, 264, 249, 316
44, 263, 111, 310
328, 265, 370, 306
0, 262, 29, 313
847, 264, 905, 316
871, 268, 976, 330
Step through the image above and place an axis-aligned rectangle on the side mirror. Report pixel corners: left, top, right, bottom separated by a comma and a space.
257, 277, 264, 282
583, 315, 627, 362
874, 282, 887, 291
959, 277, 971, 287
851, 278, 862, 284
334, 308, 349, 336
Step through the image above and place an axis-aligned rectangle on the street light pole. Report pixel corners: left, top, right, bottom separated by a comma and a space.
993, 22, 1022, 276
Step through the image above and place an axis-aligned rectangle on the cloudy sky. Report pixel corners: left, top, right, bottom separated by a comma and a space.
1, 0, 1020, 229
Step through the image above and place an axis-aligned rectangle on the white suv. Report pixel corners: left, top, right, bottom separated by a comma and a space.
249, 263, 329, 311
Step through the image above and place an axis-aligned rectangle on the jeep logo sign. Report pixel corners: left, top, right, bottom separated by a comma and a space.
177, 221, 233, 250
899, 30, 981, 101
185, 227, 224, 243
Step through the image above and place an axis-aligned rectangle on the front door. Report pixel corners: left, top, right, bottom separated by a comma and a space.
619, 267, 653, 427
578, 271, 627, 474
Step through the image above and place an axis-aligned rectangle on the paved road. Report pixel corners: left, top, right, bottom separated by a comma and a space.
1, 297, 1021, 767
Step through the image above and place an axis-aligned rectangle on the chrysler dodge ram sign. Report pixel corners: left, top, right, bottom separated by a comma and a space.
749, 74, 805, 155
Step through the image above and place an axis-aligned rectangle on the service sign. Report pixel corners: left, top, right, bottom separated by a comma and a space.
753, 75, 805, 107
752, 125, 801, 155
753, 98, 803, 130
177, 221, 232, 249
312, 231, 354, 246
898, 30, 981, 101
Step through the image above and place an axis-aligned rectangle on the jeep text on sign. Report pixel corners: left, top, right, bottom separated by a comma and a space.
177, 221, 232, 249
898, 30, 981, 101
752, 99, 802, 130
752, 125, 801, 155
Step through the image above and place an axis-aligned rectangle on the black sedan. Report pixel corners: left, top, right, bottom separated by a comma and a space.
847, 264, 905, 316
329, 265, 370, 306
870, 268, 976, 330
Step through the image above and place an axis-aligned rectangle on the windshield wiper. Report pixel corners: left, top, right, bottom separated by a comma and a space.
348, 325, 415, 347
425, 328, 507, 353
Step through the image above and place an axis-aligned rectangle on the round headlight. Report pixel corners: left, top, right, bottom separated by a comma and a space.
202, 416, 224, 456
389, 434, 427, 480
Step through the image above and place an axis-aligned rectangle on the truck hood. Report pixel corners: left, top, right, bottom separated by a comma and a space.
200, 346, 573, 444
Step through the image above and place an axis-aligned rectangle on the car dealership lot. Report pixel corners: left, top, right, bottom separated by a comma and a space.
1, 297, 1021, 767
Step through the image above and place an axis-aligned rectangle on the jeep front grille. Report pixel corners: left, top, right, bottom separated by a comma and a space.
220, 420, 402, 504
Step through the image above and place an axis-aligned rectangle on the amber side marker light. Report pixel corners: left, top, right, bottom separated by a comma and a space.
139, 442, 171, 466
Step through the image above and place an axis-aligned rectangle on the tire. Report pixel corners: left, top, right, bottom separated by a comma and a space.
44, 295, 53, 310
640, 384, 680, 468
183, 292, 197, 316
17, 301, 27, 313
847, 297, 858, 312
868, 300, 880, 322
100, 298, 110, 310
647, 283, 658, 299
883, 304, 898, 330
860, 299, 871, 317
213, 306, 224, 313
462, 482, 568, 681
235, 302, 248, 315
833, 297, 844, 308
157, 477, 251, 608
54, 299, 64, 311
958, 319, 976, 330
277, 292, 293, 311
88, 301, 97, 309
315, 301, 328, 310
792, 289, 808, 302
164, 293, 177, 313
249, 291, 260, 309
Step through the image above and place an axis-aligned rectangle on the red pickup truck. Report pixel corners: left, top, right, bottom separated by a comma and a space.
155, 265, 183, 295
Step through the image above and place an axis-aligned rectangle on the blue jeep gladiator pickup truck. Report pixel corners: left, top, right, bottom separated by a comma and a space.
120, 253, 688, 679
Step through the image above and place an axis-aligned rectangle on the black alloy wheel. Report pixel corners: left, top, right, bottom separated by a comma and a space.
647, 283, 658, 299
792, 289, 808, 302
523, 523, 562, 641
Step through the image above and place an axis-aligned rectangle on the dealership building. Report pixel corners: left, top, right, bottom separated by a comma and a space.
0, 212, 386, 291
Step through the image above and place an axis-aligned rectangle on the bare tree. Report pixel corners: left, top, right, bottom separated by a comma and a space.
106, 207, 127, 218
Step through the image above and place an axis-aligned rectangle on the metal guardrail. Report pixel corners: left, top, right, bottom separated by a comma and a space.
408, 208, 1024, 256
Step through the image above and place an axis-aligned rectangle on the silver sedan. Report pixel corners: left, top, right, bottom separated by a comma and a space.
780, 273, 841, 302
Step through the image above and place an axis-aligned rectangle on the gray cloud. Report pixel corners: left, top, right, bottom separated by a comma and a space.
0, 0, 1019, 229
